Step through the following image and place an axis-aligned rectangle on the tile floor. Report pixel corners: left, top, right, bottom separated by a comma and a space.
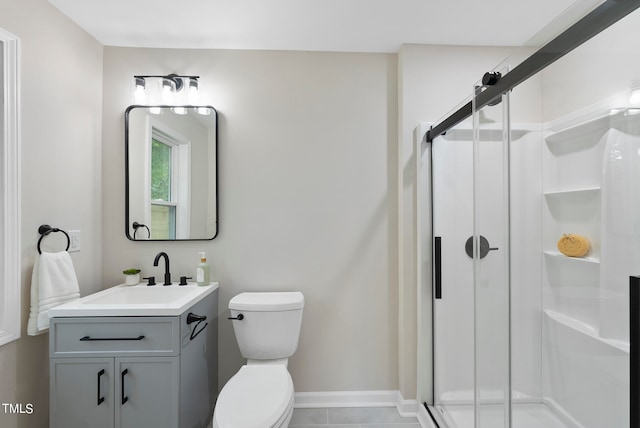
289, 406, 421, 428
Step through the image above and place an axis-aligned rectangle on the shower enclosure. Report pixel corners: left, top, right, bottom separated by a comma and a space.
421, 1, 640, 427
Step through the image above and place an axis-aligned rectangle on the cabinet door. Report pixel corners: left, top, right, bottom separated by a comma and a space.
115, 357, 179, 428
50, 358, 114, 428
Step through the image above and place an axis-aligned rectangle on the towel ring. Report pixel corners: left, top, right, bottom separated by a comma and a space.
37, 225, 70, 254
132, 222, 151, 239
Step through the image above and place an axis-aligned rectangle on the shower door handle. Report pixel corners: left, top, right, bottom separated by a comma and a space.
434, 237, 442, 299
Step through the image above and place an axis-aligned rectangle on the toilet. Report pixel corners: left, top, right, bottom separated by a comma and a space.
213, 291, 305, 428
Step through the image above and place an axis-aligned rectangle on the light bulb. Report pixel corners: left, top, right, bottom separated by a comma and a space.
188, 79, 199, 104
161, 78, 174, 104
134, 77, 146, 103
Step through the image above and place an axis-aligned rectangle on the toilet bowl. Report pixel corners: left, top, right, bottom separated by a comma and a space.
213, 292, 304, 428
213, 365, 294, 428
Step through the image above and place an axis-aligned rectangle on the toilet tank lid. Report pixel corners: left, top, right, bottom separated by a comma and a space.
229, 292, 304, 311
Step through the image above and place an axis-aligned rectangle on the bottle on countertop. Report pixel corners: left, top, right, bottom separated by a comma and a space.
196, 252, 210, 286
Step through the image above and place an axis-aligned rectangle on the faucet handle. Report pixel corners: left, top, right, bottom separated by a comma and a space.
179, 276, 192, 286
143, 276, 156, 286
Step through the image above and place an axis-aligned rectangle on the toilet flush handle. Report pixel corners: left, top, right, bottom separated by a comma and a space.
227, 314, 244, 321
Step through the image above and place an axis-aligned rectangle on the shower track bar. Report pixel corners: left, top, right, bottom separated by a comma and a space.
425, 0, 640, 143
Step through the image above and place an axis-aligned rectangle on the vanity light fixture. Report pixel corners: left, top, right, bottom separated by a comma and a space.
132, 74, 200, 109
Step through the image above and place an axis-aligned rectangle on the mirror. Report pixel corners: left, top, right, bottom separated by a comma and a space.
125, 106, 218, 240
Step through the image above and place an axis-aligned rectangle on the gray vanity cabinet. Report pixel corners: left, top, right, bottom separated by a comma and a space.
114, 357, 180, 427
49, 289, 218, 428
50, 356, 179, 428
49, 317, 181, 428
50, 358, 114, 428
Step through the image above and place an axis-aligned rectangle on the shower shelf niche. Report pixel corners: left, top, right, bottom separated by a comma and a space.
543, 187, 600, 197
543, 250, 599, 265
544, 107, 635, 144
542, 107, 607, 338
542, 104, 640, 351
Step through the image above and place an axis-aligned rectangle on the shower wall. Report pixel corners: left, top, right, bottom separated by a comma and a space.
537, 111, 634, 428
534, 8, 640, 428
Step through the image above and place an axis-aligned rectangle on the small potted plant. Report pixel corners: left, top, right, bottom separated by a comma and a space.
123, 268, 141, 286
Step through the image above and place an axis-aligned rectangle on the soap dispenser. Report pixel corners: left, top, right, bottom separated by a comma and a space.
196, 252, 210, 286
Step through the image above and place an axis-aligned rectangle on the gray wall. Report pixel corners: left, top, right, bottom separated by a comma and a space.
541, 7, 640, 121
101, 47, 400, 393
0, 0, 103, 427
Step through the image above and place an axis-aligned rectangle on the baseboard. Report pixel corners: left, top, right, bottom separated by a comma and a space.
294, 390, 419, 418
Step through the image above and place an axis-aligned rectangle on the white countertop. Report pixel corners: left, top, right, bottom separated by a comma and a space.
48, 282, 219, 317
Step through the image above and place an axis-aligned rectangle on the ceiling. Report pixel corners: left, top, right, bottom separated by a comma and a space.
48, 0, 578, 52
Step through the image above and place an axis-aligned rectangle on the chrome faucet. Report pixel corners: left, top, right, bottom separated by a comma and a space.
153, 252, 172, 285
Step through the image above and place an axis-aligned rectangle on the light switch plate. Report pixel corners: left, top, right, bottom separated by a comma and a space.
68, 230, 81, 252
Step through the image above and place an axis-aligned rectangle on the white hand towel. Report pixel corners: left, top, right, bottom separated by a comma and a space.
27, 252, 80, 335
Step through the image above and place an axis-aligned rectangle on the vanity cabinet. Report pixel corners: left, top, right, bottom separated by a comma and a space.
51, 358, 115, 428
49, 288, 218, 428
51, 356, 179, 428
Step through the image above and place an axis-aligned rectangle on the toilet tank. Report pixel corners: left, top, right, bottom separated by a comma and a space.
229, 292, 304, 360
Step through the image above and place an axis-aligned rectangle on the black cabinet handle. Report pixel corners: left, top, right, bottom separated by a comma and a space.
80, 335, 145, 341
97, 369, 105, 406
121, 369, 129, 405
434, 237, 442, 299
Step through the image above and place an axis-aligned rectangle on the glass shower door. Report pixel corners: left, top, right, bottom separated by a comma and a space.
431, 117, 476, 427
471, 74, 511, 428
430, 77, 511, 428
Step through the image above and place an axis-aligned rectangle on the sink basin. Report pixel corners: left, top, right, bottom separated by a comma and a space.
83, 286, 198, 305
48, 283, 219, 317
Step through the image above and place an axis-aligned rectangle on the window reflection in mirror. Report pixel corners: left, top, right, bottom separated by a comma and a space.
125, 106, 218, 241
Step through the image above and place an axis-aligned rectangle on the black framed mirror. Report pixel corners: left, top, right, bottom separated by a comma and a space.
125, 105, 218, 240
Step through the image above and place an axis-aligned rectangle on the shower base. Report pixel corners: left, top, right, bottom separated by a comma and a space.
433, 402, 578, 428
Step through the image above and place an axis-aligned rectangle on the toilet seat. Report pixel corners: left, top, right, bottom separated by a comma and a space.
213, 365, 294, 428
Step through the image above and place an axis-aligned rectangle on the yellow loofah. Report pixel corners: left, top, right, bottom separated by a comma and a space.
557, 234, 590, 257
